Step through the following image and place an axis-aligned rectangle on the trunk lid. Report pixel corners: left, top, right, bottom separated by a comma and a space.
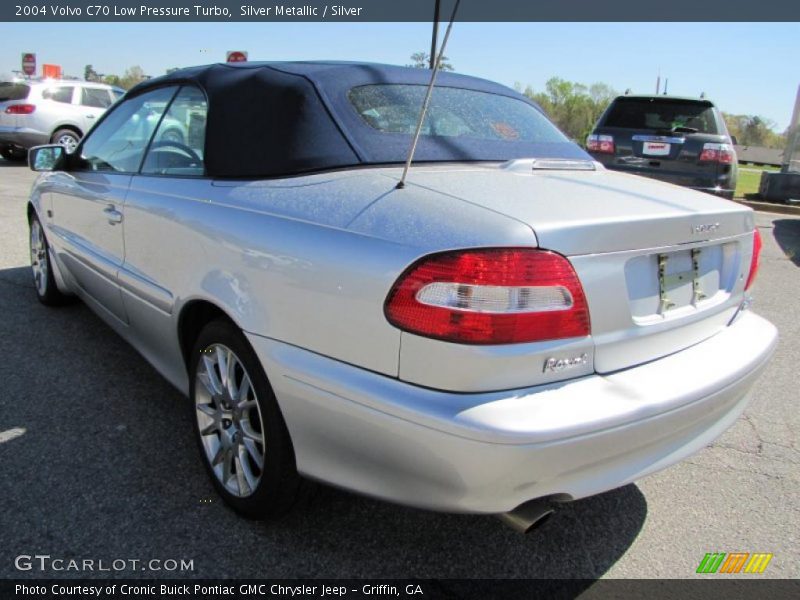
393, 163, 756, 374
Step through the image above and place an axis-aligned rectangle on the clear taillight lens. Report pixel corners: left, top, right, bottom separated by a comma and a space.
699, 143, 734, 164
385, 248, 591, 344
586, 134, 615, 154
745, 229, 762, 291
4, 104, 36, 115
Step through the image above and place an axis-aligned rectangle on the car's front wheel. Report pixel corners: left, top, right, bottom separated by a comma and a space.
29, 214, 68, 305
51, 129, 81, 153
190, 319, 302, 519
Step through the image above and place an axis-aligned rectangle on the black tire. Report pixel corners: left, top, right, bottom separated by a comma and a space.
189, 319, 302, 519
29, 213, 69, 306
50, 128, 81, 153
1, 146, 27, 162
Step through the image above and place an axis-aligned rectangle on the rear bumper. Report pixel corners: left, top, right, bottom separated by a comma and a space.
0, 126, 48, 149
247, 310, 777, 513
591, 157, 735, 196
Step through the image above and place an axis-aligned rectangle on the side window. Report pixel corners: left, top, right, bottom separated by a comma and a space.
79, 86, 178, 173
81, 87, 113, 108
42, 86, 74, 104
141, 86, 207, 177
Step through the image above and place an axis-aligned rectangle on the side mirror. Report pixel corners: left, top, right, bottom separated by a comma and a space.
730, 135, 738, 146
29, 145, 66, 172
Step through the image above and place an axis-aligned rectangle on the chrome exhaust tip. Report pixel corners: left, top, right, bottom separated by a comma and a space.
497, 500, 555, 534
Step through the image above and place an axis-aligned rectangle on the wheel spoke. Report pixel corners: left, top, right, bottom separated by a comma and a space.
222, 447, 234, 484
201, 355, 224, 395
196, 403, 216, 418
234, 454, 250, 496
211, 445, 225, 467
240, 421, 264, 445
215, 346, 230, 395
237, 374, 252, 405
199, 420, 218, 436
225, 349, 239, 401
242, 438, 263, 469
238, 445, 259, 489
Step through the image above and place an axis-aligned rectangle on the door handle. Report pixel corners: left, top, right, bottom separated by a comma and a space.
87, 114, 97, 119
103, 205, 123, 225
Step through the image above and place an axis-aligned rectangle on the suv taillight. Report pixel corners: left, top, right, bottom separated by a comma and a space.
385, 248, 591, 344
4, 104, 36, 115
745, 229, 762, 291
586, 134, 615, 154
699, 143, 734, 164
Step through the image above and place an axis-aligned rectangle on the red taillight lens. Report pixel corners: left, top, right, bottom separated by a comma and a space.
586, 134, 615, 154
745, 228, 762, 291
385, 248, 591, 344
4, 104, 36, 115
699, 143, 734, 164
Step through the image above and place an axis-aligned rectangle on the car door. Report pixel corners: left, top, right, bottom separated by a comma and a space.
77, 86, 115, 133
38, 84, 80, 137
119, 85, 209, 386
48, 85, 179, 324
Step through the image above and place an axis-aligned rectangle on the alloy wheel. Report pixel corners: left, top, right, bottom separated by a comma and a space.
30, 219, 48, 296
194, 344, 266, 498
56, 133, 78, 153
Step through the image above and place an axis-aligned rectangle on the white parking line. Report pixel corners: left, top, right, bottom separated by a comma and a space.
0, 427, 26, 444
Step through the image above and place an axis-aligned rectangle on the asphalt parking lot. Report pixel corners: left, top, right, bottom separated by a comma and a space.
0, 158, 798, 582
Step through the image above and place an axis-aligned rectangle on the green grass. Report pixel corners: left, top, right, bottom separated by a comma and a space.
735, 168, 763, 198
735, 163, 780, 197
738, 163, 779, 172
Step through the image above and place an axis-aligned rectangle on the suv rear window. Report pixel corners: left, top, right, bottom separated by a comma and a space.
603, 97, 719, 134
0, 83, 30, 102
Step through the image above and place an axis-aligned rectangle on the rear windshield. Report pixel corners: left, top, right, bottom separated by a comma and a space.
348, 84, 569, 144
603, 97, 719, 134
0, 83, 30, 102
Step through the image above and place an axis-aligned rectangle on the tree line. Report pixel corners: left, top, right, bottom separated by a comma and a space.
515, 78, 787, 149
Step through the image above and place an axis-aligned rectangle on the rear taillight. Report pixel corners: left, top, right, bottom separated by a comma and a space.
586, 134, 615, 154
745, 229, 762, 291
385, 248, 591, 344
698, 143, 734, 164
4, 104, 36, 115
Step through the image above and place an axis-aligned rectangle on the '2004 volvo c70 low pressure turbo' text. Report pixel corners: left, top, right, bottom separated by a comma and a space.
26, 62, 777, 531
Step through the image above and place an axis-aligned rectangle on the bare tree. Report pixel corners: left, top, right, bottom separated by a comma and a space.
406, 52, 454, 71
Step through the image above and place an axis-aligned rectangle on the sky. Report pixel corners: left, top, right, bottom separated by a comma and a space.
1, 21, 798, 130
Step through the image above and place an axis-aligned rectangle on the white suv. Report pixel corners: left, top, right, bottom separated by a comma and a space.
0, 79, 124, 160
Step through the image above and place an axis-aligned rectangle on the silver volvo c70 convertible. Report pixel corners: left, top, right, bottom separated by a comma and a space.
26, 62, 777, 532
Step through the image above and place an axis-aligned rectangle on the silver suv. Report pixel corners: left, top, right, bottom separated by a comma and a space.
0, 79, 123, 160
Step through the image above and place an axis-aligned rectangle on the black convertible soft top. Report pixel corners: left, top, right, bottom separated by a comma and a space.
129, 61, 588, 178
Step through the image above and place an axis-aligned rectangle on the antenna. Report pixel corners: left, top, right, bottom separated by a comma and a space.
429, 0, 440, 70
664, 78, 669, 95
396, 0, 461, 190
